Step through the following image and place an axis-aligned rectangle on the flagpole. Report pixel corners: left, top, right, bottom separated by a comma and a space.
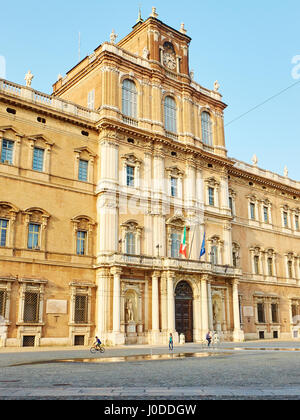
188, 223, 197, 260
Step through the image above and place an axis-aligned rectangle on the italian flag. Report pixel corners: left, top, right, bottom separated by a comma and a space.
179, 226, 187, 258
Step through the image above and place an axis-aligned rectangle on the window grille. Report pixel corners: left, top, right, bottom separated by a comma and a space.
24, 292, 39, 323
0, 290, 6, 318
23, 336, 35, 347
74, 335, 85, 346
74, 295, 88, 324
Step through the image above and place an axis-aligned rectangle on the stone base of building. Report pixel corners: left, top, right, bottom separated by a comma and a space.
232, 329, 245, 342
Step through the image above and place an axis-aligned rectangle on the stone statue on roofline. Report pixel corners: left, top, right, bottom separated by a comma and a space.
25, 70, 34, 87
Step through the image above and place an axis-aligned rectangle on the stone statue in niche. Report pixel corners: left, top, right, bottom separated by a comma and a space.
126, 299, 134, 322
213, 300, 220, 322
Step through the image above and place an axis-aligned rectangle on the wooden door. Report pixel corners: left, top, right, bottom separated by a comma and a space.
175, 282, 193, 343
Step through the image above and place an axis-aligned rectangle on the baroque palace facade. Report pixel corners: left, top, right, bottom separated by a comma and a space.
0, 9, 300, 347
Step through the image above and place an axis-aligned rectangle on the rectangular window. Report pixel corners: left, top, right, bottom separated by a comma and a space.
267, 257, 273, 276
1, 139, 14, 164
76, 231, 87, 255
126, 165, 135, 187
288, 261, 293, 279
295, 215, 299, 231
125, 232, 135, 255
28, 224, 40, 250
78, 159, 88, 182
271, 303, 279, 323
74, 295, 88, 324
250, 203, 255, 220
257, 303, 265, 323
283, 211, 288, 228
263, 206, 269, 223
208, 187, 214, 206
32, 147, 44, 172
0, 290, 6, 318
254, 255, 260, 275
171, 233, 180, 258
0, 219, 8, 247
171, 177, 177, 197
210, 245, 218, 265
24, 292, 39, 323
232, 251, 238, 268
229, 197, 233, 213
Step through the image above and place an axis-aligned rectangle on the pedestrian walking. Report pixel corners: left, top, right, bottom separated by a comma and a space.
169, 333, 174, 351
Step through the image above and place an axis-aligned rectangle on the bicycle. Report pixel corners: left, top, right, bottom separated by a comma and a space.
90, 345, 105, 354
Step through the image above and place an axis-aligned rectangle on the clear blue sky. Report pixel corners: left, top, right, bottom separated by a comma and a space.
1, 0, 299, 180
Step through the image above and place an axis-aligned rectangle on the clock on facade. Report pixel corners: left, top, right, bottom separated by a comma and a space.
163, 52, 176, 70
162, 42, 177, 71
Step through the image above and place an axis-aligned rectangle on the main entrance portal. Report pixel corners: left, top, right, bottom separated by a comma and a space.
175, 281, 193, 343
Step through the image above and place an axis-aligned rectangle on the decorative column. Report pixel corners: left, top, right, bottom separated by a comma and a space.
111, 267, 125, 345
207, 280, 213, 330
152, 272, 160, 332
201, 276, 209, 339
151, 271, 160, 344
223, 222, 233, 266
96, 268, 109, 341
167, 272, 176, 337
232, 279, 244, 342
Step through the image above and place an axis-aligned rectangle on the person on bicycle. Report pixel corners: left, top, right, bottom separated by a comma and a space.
206, 331, 212, 347
94, 336, 102, 349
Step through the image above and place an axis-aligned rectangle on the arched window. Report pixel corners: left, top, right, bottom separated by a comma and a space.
164, 96, 177, 133
122, 79, 137, 118
201, 111, 213, 145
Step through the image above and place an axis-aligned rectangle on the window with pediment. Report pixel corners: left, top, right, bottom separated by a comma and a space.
120, 220, 143, 256
27, 134, 54, 174
74, 147, 95, 183
121, 154, 142, 189
0, 202, 19, 249
0, 126, 23, 167
72, 216, 96, 256
23, 208, 50, 251
166, 216, 187, 259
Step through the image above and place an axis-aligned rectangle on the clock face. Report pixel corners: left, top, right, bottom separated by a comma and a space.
163, 52, 176, 70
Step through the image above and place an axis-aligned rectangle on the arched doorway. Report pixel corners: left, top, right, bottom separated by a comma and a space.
175, 281, 193, 343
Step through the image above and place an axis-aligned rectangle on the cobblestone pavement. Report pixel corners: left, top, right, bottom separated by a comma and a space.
0, 340, 300, 400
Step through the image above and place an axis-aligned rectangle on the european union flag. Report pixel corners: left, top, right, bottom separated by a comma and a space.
200, 232, 206, 258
